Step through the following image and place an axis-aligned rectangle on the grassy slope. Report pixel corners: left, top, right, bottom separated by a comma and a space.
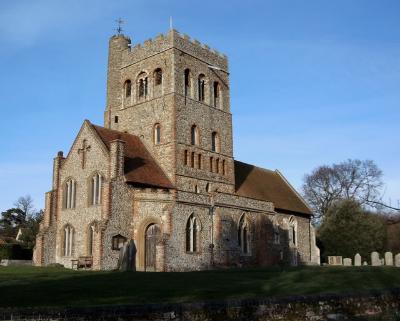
0, 266, 399, 308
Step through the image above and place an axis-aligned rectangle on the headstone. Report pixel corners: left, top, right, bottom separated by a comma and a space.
354, 253, 361, 266
395, 254, 400, 267
310, 224, 320, 266
343, 258, 352, 266
371, 252, 381, 266
328, 256, 343, 265
363, 261, 368, 266
385, 252, 393, 266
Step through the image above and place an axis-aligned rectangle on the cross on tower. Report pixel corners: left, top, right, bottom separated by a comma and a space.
115, 18, 124, 35
77, 139, 91, 169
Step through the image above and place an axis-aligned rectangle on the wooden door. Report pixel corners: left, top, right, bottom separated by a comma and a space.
145, 224, 160, 271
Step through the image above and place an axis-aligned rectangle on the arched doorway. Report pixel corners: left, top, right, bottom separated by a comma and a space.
145, 223, 161, 271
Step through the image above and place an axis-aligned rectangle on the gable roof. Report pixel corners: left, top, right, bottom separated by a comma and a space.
91, 124, 174, 189
234, 161, 312, 215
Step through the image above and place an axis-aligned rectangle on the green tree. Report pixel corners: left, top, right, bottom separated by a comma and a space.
318, 200, 386, 261
0, 208, 25, 237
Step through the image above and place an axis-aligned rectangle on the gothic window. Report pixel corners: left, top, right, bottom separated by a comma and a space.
154, 68, 163, 86
191, 125, 199, 145
154, 123, 161, 145
88, 223, 95, 256
198, 154, 202, 169
186, 214, 198, 252
90, 173, 103, 206
238, 215, 249, 254
63, 225, 74, 256
63, 179, 76, 209
184, 69, 191, 97
112, 234, 127, 250
137, 72, 148, 99
213, 81, 221, 108
198, 74, 205, 102
124, 80, 132, 98
211, 131, 220, 152
288, 216, 298, 246
210, 156, 213, 172
222, 160, 226, 175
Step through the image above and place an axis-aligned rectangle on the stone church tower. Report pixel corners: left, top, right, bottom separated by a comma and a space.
33, 29, 319, 271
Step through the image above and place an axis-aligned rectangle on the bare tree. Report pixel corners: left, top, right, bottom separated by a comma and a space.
302, 159, 398, 223
14, 195, 35, 219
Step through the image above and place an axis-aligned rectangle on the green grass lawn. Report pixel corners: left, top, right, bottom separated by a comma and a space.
0, 266, 400, 308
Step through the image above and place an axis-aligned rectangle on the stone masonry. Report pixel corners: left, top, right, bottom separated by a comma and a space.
33, 29, 317, 271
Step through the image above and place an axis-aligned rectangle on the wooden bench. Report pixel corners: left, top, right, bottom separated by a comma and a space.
71, 256, 93, 270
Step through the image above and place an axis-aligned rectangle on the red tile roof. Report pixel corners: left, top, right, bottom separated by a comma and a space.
234, 161, 312, 215
92, 124, 174, 189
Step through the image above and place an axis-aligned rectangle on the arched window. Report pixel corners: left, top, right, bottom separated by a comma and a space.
209, 156, 213, 172
124, 80, 132, 98
213, 81, 221, 108
186, 214, 198, 252
137, 72, 148, 99
112, 234, 127, 250
63, 179, 76, 209
198, 74, 205, 102
222, 160, 226, 175
153, 123, 161, 145
88, 223, 95, 256
63, 225, 74, 256
90, 173, 103, 205
184, 69, 191, 97
211, 131, 220, 152
216, 158, 220, 174
191, 125, 199, 145
288, 216, 297, 246
238, 215, 249, 254
198, 154, 202, 169
154, 68, 162, 86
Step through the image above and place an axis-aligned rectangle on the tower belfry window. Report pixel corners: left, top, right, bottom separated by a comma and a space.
198, 74, 205, 102
184, 69, 191, 97
124, 80, 131, 98
154, 68, 162, 86
137, 72, 148, 99
213, 81, 220, 108
211, 132, 220, 152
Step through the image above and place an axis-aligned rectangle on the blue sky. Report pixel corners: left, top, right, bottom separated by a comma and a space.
0, 0, 399, 211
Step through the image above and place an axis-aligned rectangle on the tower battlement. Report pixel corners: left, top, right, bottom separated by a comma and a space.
120, 29, 228, 71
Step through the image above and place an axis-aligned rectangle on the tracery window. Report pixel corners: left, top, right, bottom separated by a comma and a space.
63, 225, 74, 256
90, 173, 103, 206
63, 179, 76, 209
186, 214, 198, 252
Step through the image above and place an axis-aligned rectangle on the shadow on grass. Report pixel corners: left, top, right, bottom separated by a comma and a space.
1, 266, 400, 308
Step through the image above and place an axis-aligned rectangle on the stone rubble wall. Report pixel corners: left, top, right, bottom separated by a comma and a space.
1, 291, 399, 321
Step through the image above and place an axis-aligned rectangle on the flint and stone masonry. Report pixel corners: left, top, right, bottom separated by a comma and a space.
33, 29, 318, 271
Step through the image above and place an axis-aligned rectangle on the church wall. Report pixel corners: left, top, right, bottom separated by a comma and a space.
55, 125, 109, 268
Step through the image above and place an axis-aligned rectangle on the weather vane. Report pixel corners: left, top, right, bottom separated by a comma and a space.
115, 18, 124, 34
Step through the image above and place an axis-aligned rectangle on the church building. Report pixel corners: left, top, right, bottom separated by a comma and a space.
33, 29, 319, 271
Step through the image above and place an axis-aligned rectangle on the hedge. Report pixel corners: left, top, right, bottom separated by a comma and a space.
0, 243, 32, 260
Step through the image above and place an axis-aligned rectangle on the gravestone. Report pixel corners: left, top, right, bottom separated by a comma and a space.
395, 254, 400, 267
363, 261, 368, 266
343, 258, 352, 266
385, 252, 393, 266
117, 240, 136, 271
328, 256, 343, 265
354, 253, 361, 266
371, 252, 381, 266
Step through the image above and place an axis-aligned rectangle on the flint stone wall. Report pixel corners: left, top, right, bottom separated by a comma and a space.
1, 291, 400, 321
